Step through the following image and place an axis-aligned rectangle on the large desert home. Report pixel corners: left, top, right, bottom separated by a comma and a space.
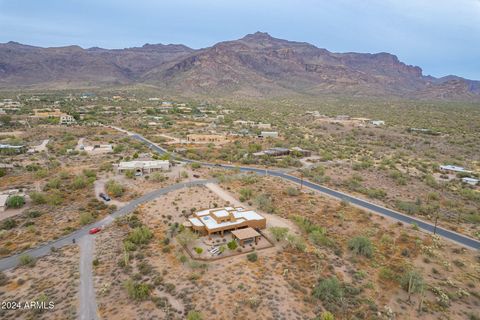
116, 160, 170, 175
184, 206, 266, 240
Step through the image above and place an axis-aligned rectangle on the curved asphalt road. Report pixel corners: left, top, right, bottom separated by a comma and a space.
0, 179, 215, 271
129, 131, 480, 250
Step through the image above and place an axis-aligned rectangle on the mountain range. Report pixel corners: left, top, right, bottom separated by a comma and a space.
1, 32, 479, 100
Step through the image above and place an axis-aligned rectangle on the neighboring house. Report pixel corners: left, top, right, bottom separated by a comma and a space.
462, 177, 479, 186
185, 206, 266, 238
255, 123, 272, 129
259, 131, 279, 138
0, 144, 26, 154
60, 114, 76, 125
440, 165, 472, 174
117, 160, 170, 174
82, 144, 113, 154
370, 120, 385, 126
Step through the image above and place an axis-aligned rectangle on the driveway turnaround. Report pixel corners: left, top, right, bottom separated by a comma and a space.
0, 179, 215, 271
126, 129, 480, 250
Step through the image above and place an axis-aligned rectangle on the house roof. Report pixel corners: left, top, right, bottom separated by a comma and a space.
231, 227, 261, 240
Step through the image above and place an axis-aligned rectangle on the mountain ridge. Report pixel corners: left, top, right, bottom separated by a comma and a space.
0, 32, 478, 100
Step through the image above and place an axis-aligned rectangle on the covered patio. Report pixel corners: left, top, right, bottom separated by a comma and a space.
231, 227, 261, 246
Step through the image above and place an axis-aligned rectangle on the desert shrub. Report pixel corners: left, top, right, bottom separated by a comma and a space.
194, 247, 203, 255
30, 192, 47, 205
286, 234, 306, 252
19, 254, 35, 267
79, 212, 94, 225
46, 192, 63, 206
254, 194, 275, 213
186, 311, 203, 320
106, 180, 125, 197
72, 175, 87, 189
424, 174, 439, 189
247, 252, 258, 262
348, 236, 373, 258
396, 201, 420, 215
124, 170, 135, 179
269, 227, 289, 242
309, 229, 334, 247
150, 172, 167, 182
1, 218, 16, 230
319, 311, 335, 320
176, 229, 198, 246
378, 266, 396, 281
6, 195, 25, 208
191, 162, 201, 169
83, 169, 96, 178
286, 187, 300, 196
124, 279, 151, 300
126, 226, 153, 245
239, 188, 253, 201
312, 276, 343, 302
227, 240, 238, 250
45, 178, 61, 189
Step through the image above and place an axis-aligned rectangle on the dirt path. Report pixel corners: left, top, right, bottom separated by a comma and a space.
78, 235, 99, 320
205, 183, 299, 233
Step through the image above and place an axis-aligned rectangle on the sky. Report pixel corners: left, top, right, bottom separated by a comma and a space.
1, 0, 479, 79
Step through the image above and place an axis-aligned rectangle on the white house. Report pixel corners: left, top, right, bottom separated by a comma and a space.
60, 114, 76, 125
117, 160, 170, 175
259, 131, 279, 138
462, 177, 479, 186
439, 165, 472, 174
370, 120, 385, 126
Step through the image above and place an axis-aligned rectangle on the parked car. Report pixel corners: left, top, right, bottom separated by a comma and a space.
193, 174, 200, 178
89, 227, 101, 235
99, 193, 111, 201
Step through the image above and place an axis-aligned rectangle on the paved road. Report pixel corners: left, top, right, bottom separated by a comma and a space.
78, 235, 98, 320
0, 179, 214, 271
127, 130, 480, 250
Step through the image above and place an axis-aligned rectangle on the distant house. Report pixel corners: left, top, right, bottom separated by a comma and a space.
259, 131, 279, 138
0, 144, 26, 154
60, 115, 76, 125
440, 165, 472, 174
462, 177, 479, 186
117, 160, 170, 175
370, 120, 385, 126
83, 144, 113, 154
185, 206, 266, 238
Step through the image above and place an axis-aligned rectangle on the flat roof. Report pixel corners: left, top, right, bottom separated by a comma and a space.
231, 227, 261, 240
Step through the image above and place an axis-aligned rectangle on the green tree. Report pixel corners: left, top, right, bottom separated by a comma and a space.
227, 240, 238, 250
6, 195, 25, 208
